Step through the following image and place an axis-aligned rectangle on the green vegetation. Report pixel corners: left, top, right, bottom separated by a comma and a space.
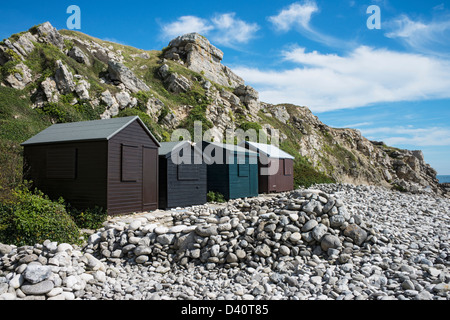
115, 108, 171, 142
207, 191, 226, 203
67, 205, 108, 230
259, 110, 335, 188
0, 186, 82, 246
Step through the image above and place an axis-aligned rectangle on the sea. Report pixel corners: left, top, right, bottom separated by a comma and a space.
437, 175, 450, 183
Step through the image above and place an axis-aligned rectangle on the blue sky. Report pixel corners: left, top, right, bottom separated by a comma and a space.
1, 0, 450, 174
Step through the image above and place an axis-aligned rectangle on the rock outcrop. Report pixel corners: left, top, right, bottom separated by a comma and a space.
68, 46, 91, 66
3, 63, 33, 90
158, 64, 192, 94
107, 61, 150, 93
36, 22, 65, 49
261, 103, 444, 195
54, 60, 75, 94
0, 21, 445, 197
163, 33, 245, 88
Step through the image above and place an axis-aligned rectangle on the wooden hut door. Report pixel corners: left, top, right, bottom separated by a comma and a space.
142, 147, 158, 211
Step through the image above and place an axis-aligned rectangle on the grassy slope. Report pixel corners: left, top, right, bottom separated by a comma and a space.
0, 27, 335, 200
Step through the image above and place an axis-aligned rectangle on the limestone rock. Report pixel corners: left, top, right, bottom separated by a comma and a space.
21, 280, 54, 296
166, 73, 192, 94
272, 105, 291, 124
75, 80, 90, 100
100, 90, 120, 119
4, 63, 33, 89
233, 85, 261, 116
36, 22, 64, 49
115, 91, 136, 109
40, 77, 59, 103
163, 33, 244, 88
343, 224, 368, 246
107, 60, 150, 93
158, 64, 192, 94
54, 60, 75, 94
23, 265, 52, 284
68, 46, 91, 66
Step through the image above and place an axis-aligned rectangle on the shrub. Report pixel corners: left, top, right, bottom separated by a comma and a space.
239, 121, 262, 132
0, 141, 23, 202
67, 205, 108, 230
293, 161, 335, 189
207, 191, 226, 203
0, 187, 81, 246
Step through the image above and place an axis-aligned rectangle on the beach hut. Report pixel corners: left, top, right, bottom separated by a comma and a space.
202, 141, 259, 200
21, 116, 160, 215
240, 141, 295, 193
158, 141, 208, 209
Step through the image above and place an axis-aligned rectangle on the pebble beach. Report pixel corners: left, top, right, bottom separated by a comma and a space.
1, 184, 449, 301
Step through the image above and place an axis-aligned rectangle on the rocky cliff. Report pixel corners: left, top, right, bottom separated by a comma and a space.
0, 22, 446, 197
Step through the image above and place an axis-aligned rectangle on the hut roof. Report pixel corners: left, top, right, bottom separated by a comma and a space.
240, 141, 295, 160
21, 116, 160, 147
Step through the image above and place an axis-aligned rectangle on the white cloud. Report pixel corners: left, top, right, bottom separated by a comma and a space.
361, 126, 450, 147
232, 46, 450, 112
211, 13, 260, 47
268, 1, 348, 48
160, 13, 259, 48
385, 15, 450, 57
342, 122, 373, 128
161, 16, 213, 39
268, 1, 319, 31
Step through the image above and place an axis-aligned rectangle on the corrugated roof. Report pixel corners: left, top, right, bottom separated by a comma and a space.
240, 141, 295, 159
21, 116, 161, 147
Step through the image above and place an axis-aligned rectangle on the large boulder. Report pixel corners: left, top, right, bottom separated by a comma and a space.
163, 33, 244, 88
107, 60, 150, 93
54, 60, 75, 94
68, 46, 91, 66
40, 77, 59, 103
4, 63, 33, 89
100, 90, 120, 119
343, 224, 368, 246
36, 22, 65, 49
158, 64, 192, 94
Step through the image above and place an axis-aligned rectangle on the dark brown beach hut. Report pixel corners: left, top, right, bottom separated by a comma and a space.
240, 141, 295, 194
21, 116, 160, 215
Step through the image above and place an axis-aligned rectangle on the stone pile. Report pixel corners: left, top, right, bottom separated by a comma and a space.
88, 189, 368, 272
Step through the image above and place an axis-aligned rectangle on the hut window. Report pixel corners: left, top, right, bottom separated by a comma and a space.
238, 164, 250, 177
178, 164, 199, 181
284, 160, 293, 176
46, 148, 77, 179
122, 145, 139, 182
